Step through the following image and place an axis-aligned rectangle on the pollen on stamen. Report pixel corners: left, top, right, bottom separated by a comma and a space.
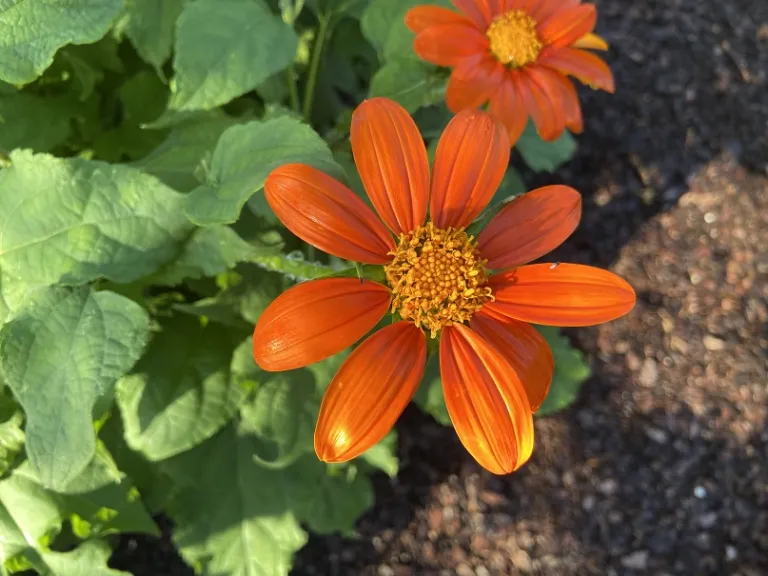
384, 222, 493, 338
486, 10, 543, 68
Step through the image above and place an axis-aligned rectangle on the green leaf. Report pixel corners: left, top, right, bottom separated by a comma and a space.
0, 391, 24, 477
153, 225, 261, 285
116, 316, 248, 461
0, 452, 153, 574
0, 92, 72, 152
0, 151, 193, 287
133, 111, 239, 192
120, 0, 186, 78
163, 423, 308, 576
0, 287, 150, 490
413, 354, 451, 426
29, 540, 131, 576
240, 366, 317, 469
535, 326, 591, 416
359, 430, 398, 477
516, 121, 577, 173
285, 456, 374, 535
370, 57, 444, 113
167, 0, 298, 112
0, 0, 124, 84
185, 116, 342, 225
361, 0, 451, 59
0, 272, 30, 327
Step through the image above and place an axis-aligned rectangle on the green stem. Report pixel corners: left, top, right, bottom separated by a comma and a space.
302, 15, 330, 122
286, 67, 300, 113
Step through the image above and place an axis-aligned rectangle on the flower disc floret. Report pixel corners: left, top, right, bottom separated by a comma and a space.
385, 222, 493, 338
486, 10, 543, 67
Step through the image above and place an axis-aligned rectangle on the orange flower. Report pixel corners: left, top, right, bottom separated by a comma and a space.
253, 98, 634, 475
405, 0, 615, 145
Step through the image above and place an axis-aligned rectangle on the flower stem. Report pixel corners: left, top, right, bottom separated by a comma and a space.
286, 67, 300, 114
302, 15, 330, 122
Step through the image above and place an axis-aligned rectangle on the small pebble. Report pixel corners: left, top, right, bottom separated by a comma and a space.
703, 335, 726, 351
621, 550, 649, 570
694, 486, 707, 499
726, 545, 738, 561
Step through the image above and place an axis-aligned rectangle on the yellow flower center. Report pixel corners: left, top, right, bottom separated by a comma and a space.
486, 10, 543, 67
384, 222, 493, 338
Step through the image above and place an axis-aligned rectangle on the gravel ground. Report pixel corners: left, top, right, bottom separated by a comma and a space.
112, 0, 768, 574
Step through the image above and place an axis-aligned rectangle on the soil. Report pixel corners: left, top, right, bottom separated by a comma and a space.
111, 0, 768, 574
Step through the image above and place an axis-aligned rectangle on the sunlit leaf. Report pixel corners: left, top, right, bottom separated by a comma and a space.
116, 316, 248, 461
167, 0, 298, 112
120, 0, 186, 78
0, 0, 123, 84
185, 116, 342, 225
0, 287, 150, 490
0, 151, 193, 287
516, 121, 577, 173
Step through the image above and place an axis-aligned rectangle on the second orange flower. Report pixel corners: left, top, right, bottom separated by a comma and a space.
406, 0, 615, 145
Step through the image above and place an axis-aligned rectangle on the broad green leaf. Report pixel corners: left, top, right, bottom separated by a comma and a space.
285, 456, 374, 535
370, 57, 444, 113
413, 354, 451, 426
116, 316, 248, 461
154, 225, 260, 285
0, 151, 193, 287
536, 326, 591, 416
120, 0, 186, 77
163, 424, 308, 576
133, 112, 239, 192
185, 116, 342, 225
516, 121, 577, 173
0, 287, 150, 490
0, 92, 71, 152
168, 0, 298, 112
30, 540, 130, 576
0, 273, 30, 327
240, 366, 317, 469
57, 37, 123, 102
0, 0, 124, 84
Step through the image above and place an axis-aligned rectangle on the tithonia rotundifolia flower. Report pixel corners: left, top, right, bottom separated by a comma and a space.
405, 0, 614, 145
253, 98, 634, 475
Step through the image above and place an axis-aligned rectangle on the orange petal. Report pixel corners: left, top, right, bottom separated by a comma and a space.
518, 67, 566, 141
315, 322, 426, 463
529, 0, 579, 24
572, 32, 609, 51
405, 5, 470, 33
478, 185, 581, 270
451, 0, 492, 29
552, 73, 584, 133
489, 72, 529, 146
539, 47, 615, 92
253, 279, 391, 371
471, 307, 553, 411
413, 24, 489, 68
446, 54, 505, 112
538, 4, 596, 48
486, 263, 636, 326
265, 164, 394, 264
440, 324, 534, 475
351, 98, 430, 235
430, 109, 510, 229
